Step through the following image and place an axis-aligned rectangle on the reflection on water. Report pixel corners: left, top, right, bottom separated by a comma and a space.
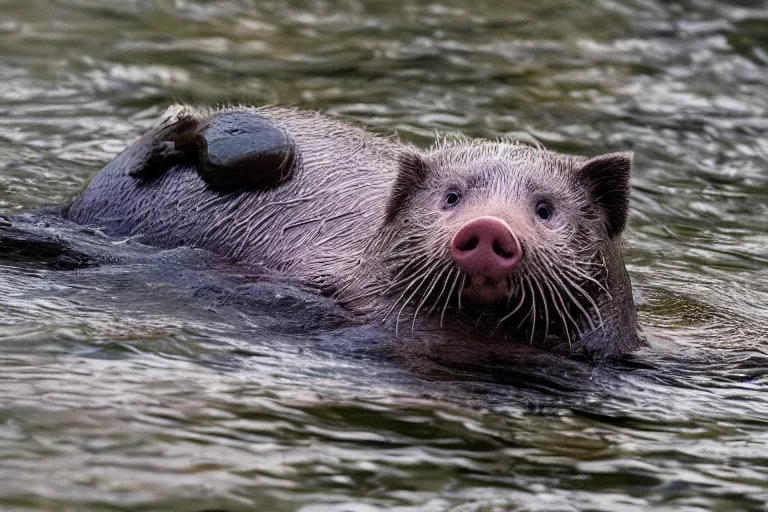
1, 0, 767, 510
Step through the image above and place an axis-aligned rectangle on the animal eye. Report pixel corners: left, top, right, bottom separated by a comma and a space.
442, 190, 462, 209
536, 202, 553, 221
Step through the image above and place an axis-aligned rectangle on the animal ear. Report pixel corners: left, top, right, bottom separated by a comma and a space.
577, 152, 633, 238
385, 152, 430, 223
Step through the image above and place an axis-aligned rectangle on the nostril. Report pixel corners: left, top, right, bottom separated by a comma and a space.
451, 217, 522, 278
492, 240, 515, 259
457, 235, 478, 252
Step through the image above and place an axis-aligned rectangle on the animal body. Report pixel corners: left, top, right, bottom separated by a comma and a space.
66, 106, 642, 359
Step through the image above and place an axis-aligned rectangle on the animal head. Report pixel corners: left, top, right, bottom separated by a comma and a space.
379, 140, 633, 346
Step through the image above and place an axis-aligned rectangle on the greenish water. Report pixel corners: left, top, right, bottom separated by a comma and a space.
1, 0, 767, 511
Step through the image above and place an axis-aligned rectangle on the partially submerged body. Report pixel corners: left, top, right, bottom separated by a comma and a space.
65, 106, 643, 360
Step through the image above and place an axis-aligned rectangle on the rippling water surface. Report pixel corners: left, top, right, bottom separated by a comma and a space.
1, 1, 767, 510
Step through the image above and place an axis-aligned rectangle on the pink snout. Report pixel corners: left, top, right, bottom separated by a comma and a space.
450, 216, 522, 280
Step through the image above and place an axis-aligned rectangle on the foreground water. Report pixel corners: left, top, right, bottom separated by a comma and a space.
1, 0, 767, 510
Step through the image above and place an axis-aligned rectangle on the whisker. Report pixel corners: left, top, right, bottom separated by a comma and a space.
411, 264, 450, 332
565, 263, 612, 299
457, 274, 467, 313
395, 272, 432, 337
557, 268, 605, 332
527, 275, 537, 345
493, 276, 527, 332
474, 306, 491, 329
531, 268, 550, 344
538, 269, 575, 348
383, 272, 425, 322
505, 276, 516, 307
514, 279, 534, 330
427, 268, 455, 317
440, 271, 461, 327
382, 257, 439, 296
540, 253, 596, 333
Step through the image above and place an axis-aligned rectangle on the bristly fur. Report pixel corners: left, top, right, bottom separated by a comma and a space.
343, 141, 636, 355
67, 105, 643, 359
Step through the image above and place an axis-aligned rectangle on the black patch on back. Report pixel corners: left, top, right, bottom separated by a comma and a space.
194, 111, 296, 190
129, 109, 297, 191
128, 114, 201, 183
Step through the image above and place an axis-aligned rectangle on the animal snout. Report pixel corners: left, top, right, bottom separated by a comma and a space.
450, 216, 522, 280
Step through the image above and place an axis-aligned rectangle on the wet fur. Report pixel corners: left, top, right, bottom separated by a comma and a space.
67, 105, 642, 359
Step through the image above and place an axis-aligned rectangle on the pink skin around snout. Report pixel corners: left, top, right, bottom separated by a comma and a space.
450, 216, 522, 282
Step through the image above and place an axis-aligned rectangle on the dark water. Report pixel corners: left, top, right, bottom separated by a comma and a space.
1, 0, 767, 510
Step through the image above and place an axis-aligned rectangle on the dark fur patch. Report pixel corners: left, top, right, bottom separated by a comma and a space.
577, 152, 633, 238
129, 114, 202, 183
385, 152, 430, 223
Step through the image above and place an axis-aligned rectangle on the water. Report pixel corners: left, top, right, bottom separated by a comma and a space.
1, 0, 767, 510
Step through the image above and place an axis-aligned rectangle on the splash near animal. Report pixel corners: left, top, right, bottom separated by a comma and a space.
66, 106, 642, 359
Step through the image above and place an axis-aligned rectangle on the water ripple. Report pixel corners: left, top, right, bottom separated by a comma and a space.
1, 0, 767, 510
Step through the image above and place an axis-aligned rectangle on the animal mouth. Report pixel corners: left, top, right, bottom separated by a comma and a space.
461, 275, 512, 304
